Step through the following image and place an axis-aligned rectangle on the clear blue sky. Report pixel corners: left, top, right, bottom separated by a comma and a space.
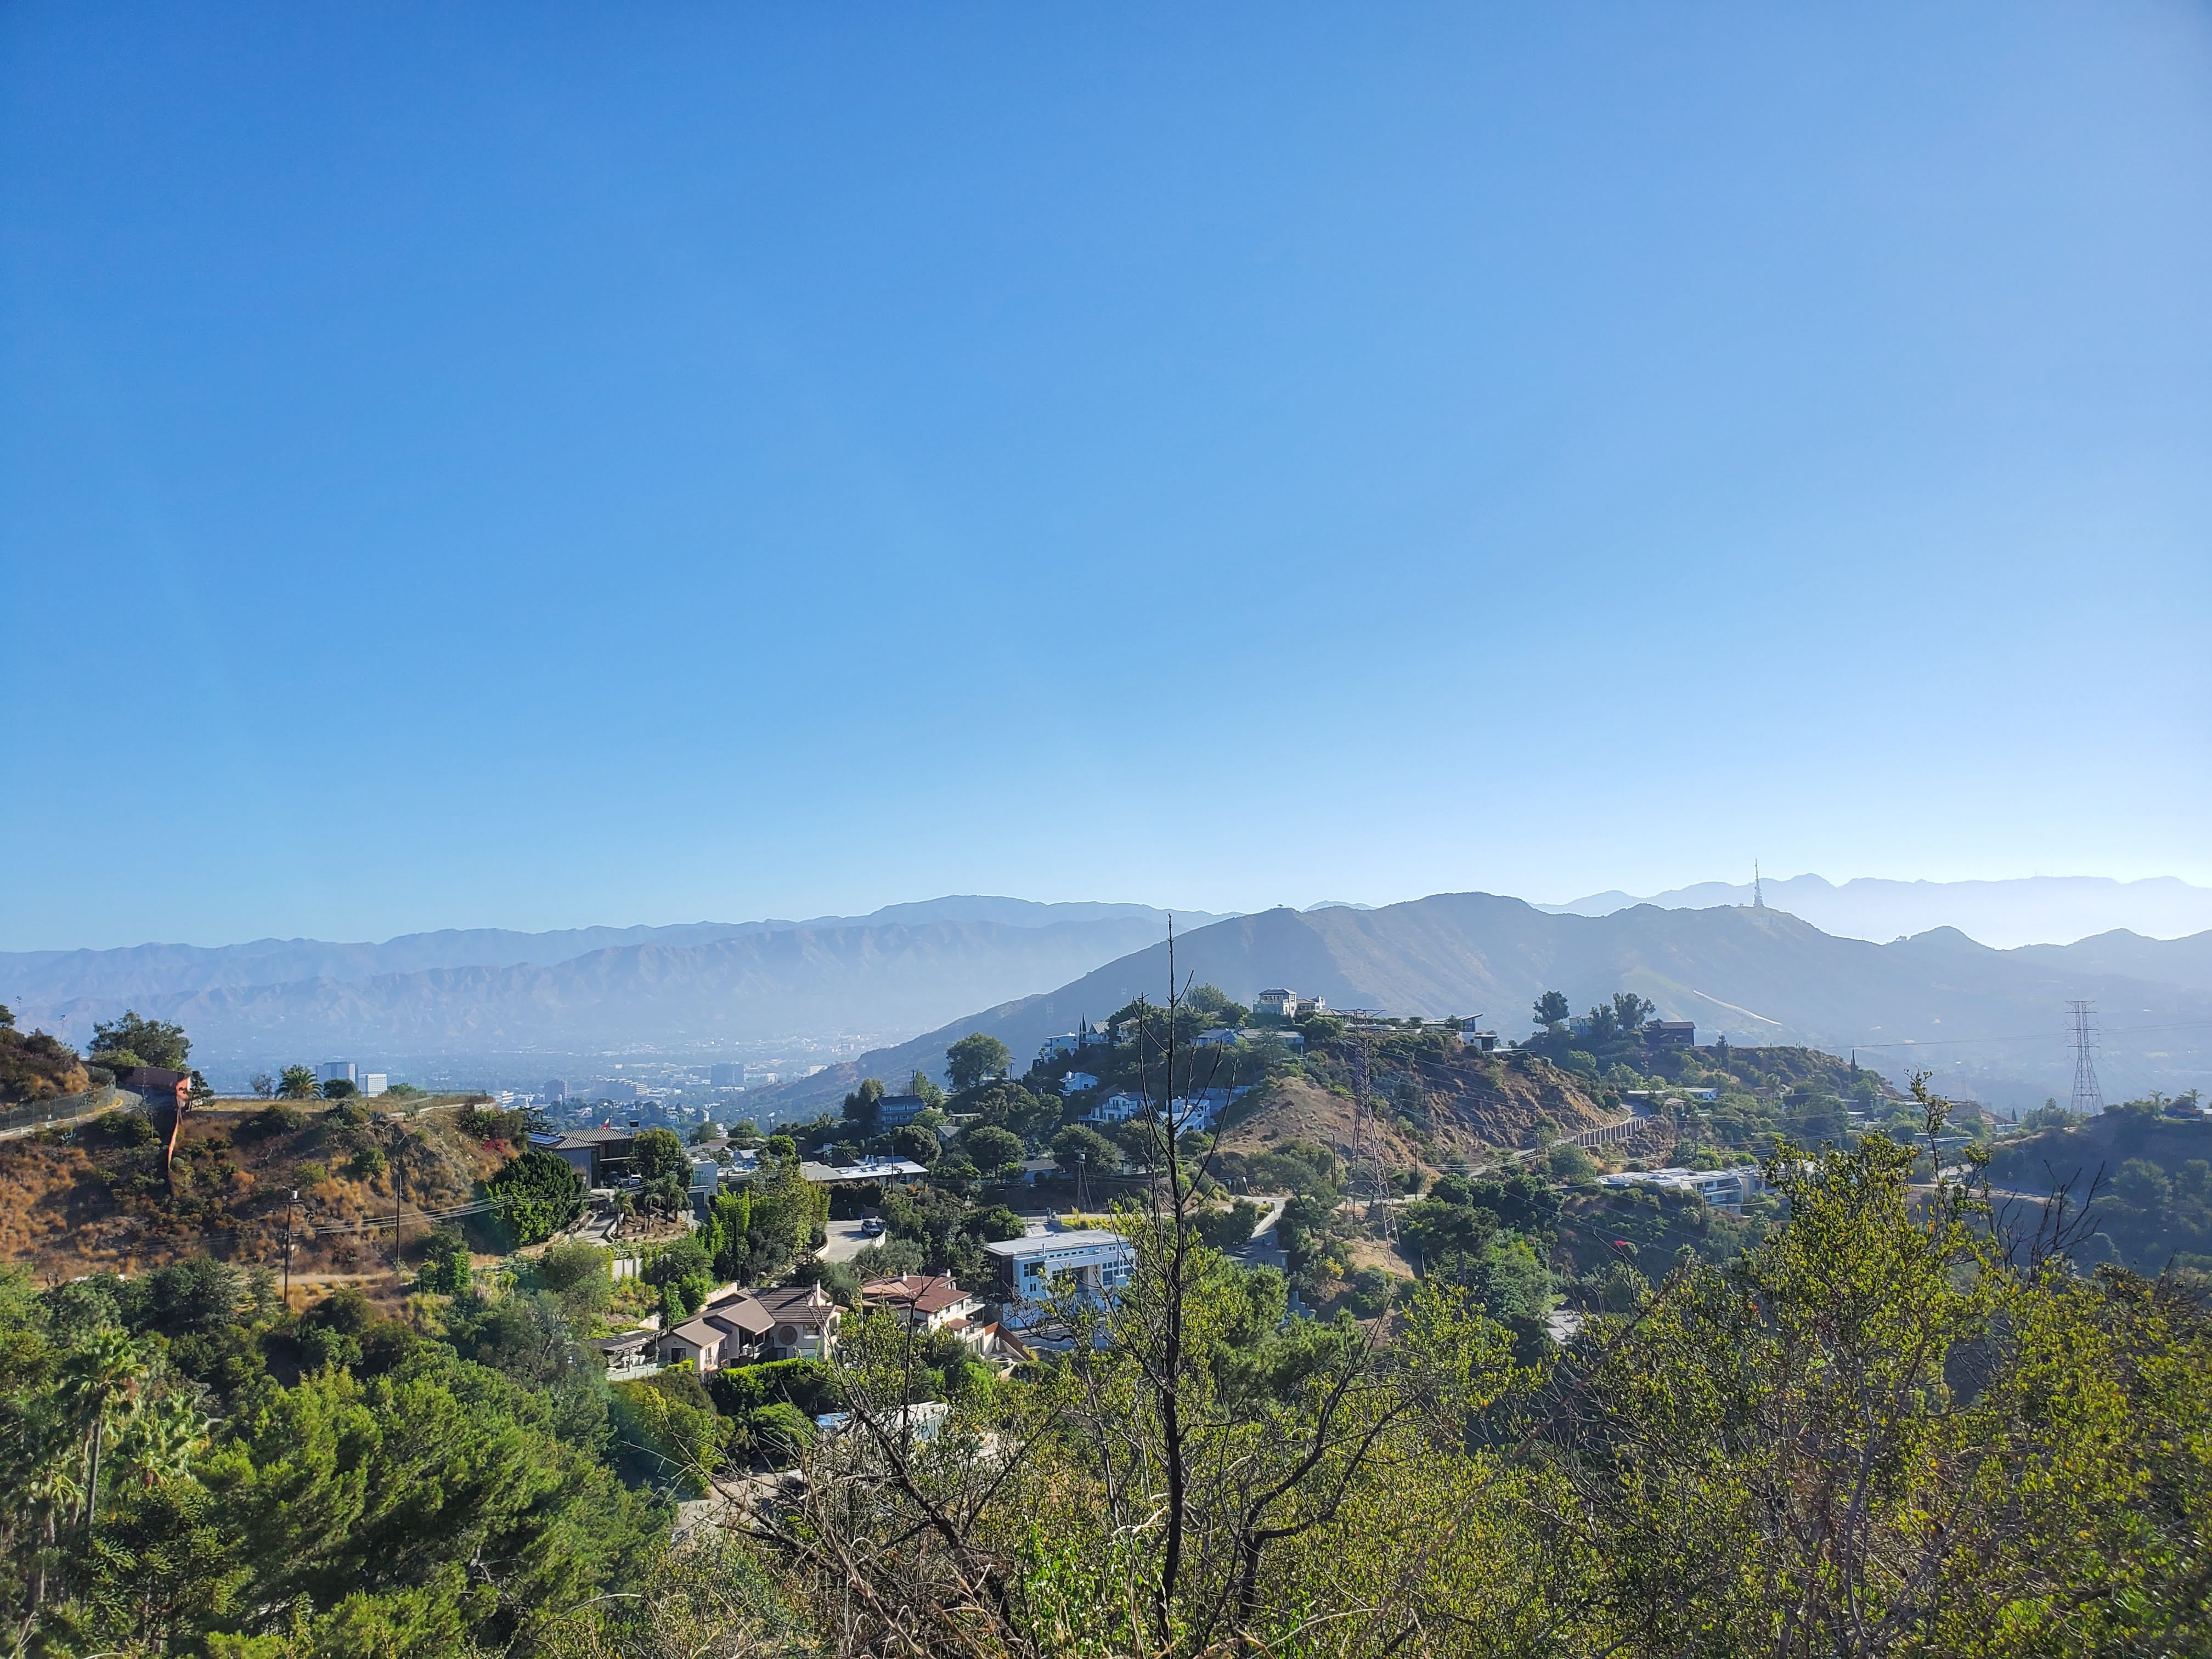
4, 4, 2208, 950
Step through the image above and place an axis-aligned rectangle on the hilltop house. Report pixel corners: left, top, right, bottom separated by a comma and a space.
530, 1127, 634, 1186
1084, 1088, 1241, 1135
876, 1093, 932, 1130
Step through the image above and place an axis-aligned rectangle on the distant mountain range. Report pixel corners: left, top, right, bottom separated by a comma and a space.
1543, 874, 2212, 950
0, 900, 1222, 1065
11, 887, 2210, 1110
749, 896, 2212, 1119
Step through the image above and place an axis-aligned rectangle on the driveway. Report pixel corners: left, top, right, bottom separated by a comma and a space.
821, 1217, 882, 1263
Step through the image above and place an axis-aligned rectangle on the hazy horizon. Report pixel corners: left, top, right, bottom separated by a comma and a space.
7, 871, 2210, 957
5, 5, 2208, 947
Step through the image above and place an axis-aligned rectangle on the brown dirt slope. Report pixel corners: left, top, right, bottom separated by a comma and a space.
1, 1021, 89, 1103
0, 1097, 514, 1283
1221, 1049, 1612, 1168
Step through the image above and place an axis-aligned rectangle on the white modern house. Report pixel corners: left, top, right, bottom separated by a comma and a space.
1599, 1166, 1767, 1209
797, 1155, 932, 1186
1082, 1090, 1239, 1135
981, 1228, 1136, 1321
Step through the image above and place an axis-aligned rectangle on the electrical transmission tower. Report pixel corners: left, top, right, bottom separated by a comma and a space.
2068, 1000, 2106, 1116
1342, 1034, 1396, 1240
1346, 1035, 1371, 1170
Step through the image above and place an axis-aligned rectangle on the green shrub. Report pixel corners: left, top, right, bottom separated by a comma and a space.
243, 1103, 306, 1137
748, 1401, 816, 1463
484, 1148, 586, 1245
106, 1111, 159, 1148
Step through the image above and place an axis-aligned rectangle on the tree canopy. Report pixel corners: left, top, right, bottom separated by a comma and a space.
945, 1031, 1012, 1092
962, 1123, 1025, 1176
87, 1010, 191, 1070
484, 1147, 585, 1245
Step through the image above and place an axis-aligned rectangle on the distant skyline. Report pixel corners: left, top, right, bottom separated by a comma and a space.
5, 5, 2208, 951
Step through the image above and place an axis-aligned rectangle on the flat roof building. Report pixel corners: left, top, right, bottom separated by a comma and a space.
1599, 1165, 1764, 1209
979, 1228, 1135, 1319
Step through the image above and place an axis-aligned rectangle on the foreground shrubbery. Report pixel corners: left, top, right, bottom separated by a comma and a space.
2, 1103, 2206, 1657
745, 1125, 2211, 1658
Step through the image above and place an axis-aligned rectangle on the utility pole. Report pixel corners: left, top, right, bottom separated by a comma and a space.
283, 1188, 298, 1308
391, 1123, 405, 1277
2068, 1001, 2106, 1117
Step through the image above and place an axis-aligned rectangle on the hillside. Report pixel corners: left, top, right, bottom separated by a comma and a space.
1, 1006, 88, 1102
0, 1097, 514, 1283
1982, 1107, 2212, 1275
1220, 1050, 1615, 1169
10, 912, 1188, 1068
751, 895, 2212, 1118
2007, 928, 2212, 993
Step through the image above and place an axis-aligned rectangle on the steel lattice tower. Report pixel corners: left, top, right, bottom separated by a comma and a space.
2068, 1000, 2106, 1116
1346, 1036, 1372, 1171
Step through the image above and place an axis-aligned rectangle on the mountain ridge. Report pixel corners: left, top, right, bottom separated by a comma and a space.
1542, 873, 2212, 949
7, 913, 1195, 1064
0, 897, 1223, 1008
747, 894, 2212, 1118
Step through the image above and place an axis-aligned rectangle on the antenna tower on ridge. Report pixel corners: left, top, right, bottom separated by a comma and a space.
1753, 860, 1766, 910
2067, 1000, 2105, 1117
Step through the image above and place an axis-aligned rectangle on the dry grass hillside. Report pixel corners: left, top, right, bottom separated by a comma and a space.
1221, 1048, 1614, 1170
0, 1096, 515, 1285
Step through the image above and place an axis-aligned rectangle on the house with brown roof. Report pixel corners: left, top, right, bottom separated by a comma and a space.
858, 1273, 980, 1333
652, 1282, 840, 1373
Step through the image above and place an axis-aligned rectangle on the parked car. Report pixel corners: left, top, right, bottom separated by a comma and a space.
861, 1218, 885, 1237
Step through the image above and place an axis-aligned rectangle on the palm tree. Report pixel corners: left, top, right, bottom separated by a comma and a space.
116, 1391, 208, 1490
18, 1434, 82, 1618
59, 1326, 149, 1534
